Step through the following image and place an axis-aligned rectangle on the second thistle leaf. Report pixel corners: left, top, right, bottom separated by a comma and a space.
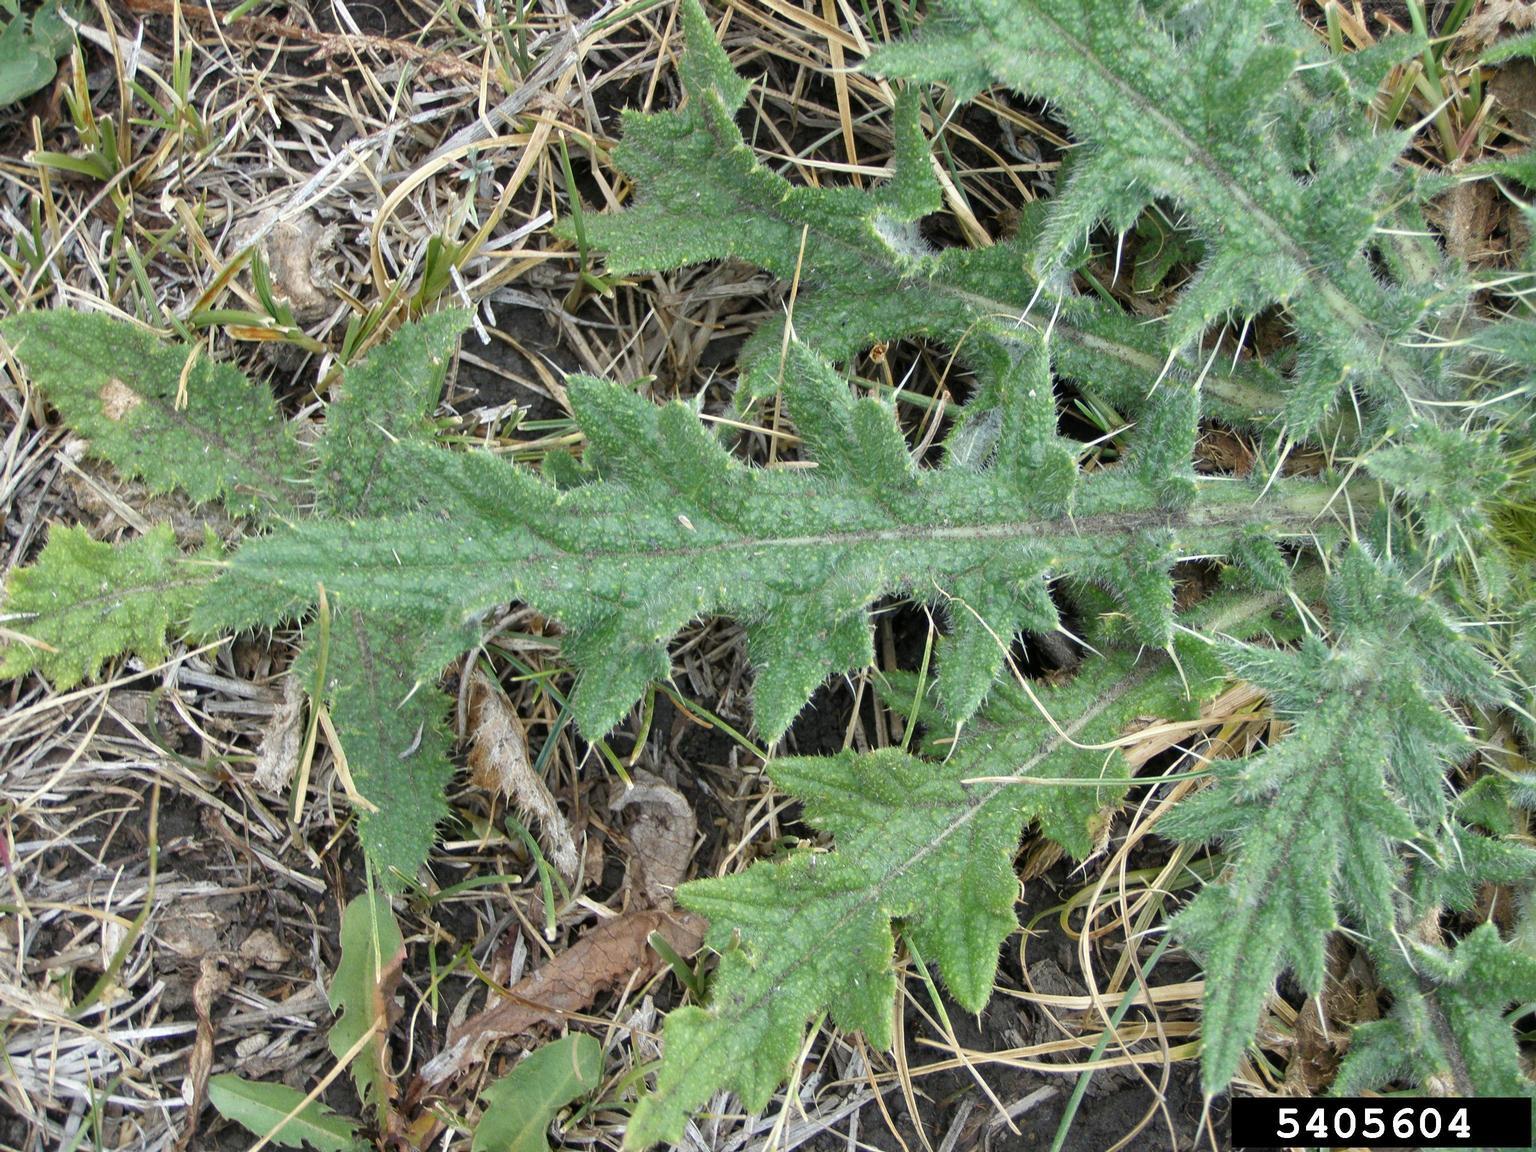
1335, 923, 1536, 1100
2, 312, 305, 515
871, 0, 1431, 433
624, 589, 1280, 1149
581, 0, 1287, 430
1162, 549, 1508, 1093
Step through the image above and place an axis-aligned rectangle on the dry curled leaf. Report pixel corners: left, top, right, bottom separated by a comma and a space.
177, 954, 231, 1151
467, 668, 579, 881
1461, 0, 1536, 50
418, 907, 705, 1087
254, 673, 306, 792
609, 769, 696, 907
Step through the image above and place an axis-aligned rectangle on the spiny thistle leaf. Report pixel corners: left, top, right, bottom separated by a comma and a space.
1363, 422, 1511, 555
316, 310, 472, 519
305, 311, 470, 886
310, 605, 455, 888
870, 0, 1440, 434
0, 523, 220, 688
1162, 548, 1508, 1093
580, 0, 1288, 432
202, 343, 1346, 742
1335, 923, 1536, 1101
623, 588, 1290, 1149
1, 311, 305, 515
0, 309, 469, 887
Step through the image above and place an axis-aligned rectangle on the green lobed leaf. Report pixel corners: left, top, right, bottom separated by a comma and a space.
472, 1034, 603, 1152
316, 309, 471, 518
1335, 924, 1536, 1101
0, 523, 220, 688
2, 312, 305, 515
305, 311, 471, 887
1363, 422, 1509, 556
870, 0, 1443, 435
201, 344, 1349, 743
623, 587, 1297, 1148
1163, 548, 1508, 1093
207, 1075, 363, 1152
579, 0, 1288, 433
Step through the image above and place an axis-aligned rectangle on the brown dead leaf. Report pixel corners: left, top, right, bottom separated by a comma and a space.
467, 668, 579, 880
176, 954, 230, 1151
98, 378, 142, 421
1461, 0, 1536, 51
1196, 425, 1255, 477
417, 907, 705, 1087
1282, 942, 1379, 1094
228, 211, 338, 323
253, 674, 306, 792
1439, 180, 1501, 266
609, 769, 696, 907
1489, 58, 1536, 137
238, 928, 293, 971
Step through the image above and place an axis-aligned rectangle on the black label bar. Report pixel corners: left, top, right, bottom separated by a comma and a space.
1230, 1096, 1532, 1148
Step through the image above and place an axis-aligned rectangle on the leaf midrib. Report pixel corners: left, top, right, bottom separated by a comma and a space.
1005, 1, 1413, 397
648, 589, 1286, 1126
620, 111, 1285, 421
273, 477, 1339, 583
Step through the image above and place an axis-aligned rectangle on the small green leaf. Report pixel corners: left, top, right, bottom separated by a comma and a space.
0, 2, 72, 107
328, 893, 405, 1121
0, 523, 219, 688
1481, 29, 1536, 64
207, 1075, 362, 1152
1364, 423, 1508, 552
472, 1034, 603, 1152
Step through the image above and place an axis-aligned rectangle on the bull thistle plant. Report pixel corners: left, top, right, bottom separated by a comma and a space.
4, 0, 1536, 1145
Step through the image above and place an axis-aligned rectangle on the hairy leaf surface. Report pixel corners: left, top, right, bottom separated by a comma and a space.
204, 345, 1344, 741
0, 523, 218, 688
582, 0, 1287, 433
1335, 924, 1536, 1101
3, 311, 305, 514
305, 312, 469, 884
871, 0, 1438, 433
1162, 550, 1508, 1092
625, 588, 1286, 1147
